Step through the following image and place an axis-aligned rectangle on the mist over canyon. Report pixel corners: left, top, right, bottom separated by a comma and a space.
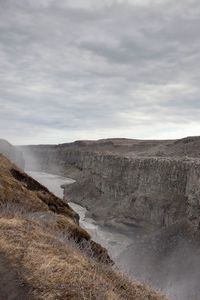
21, 137, 200, 300
0, 137, 200, 299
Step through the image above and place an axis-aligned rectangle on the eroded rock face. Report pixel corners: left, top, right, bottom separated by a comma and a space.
64, 154, 200, 233
0, 139, 25, 169
21, 138, 200, 300
21, 137, 200, 234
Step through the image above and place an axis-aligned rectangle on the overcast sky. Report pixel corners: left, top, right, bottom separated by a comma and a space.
0, 0, 200, 145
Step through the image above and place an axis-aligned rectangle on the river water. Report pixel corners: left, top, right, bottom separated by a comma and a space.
27, 171, 132, 260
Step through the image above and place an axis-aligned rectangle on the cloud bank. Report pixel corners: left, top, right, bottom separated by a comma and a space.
0, 0, 200, 144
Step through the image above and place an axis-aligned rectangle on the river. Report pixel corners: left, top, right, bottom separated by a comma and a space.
27, 171, 132, 260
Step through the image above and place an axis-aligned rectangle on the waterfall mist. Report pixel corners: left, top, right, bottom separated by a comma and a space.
117, 225, 200, 300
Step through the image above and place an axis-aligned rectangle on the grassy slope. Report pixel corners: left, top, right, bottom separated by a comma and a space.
0, 154, 169, 300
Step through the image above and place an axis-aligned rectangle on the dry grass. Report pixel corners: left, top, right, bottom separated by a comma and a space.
0, 211, 169, 300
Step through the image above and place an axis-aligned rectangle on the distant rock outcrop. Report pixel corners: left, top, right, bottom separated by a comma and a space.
0, 138, 25, 169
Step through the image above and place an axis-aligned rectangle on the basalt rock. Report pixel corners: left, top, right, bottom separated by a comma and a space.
21, 138, 200, 235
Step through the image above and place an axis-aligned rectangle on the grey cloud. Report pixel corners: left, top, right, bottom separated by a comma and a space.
1, 0, 200, 144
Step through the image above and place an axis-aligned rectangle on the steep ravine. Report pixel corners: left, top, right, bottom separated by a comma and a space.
27, 170, 133, 260
21, 138, 200, 299
0, 154, 170, 300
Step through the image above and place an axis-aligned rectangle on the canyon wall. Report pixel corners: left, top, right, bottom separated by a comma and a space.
63, 154, 200, 234
21, 137, 200, 235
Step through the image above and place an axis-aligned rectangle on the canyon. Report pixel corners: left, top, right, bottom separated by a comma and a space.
1, 137, 200, 299
21, 137, 200, 299
0, 143, 169, 299
22, 137, 200, 235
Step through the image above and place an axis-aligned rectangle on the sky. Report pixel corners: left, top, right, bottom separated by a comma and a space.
0, 0, 200, 145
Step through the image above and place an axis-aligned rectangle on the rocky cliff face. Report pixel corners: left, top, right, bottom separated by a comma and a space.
22, 137, 200, 235
0, 139, 25, 169
63, 154, 200, 233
